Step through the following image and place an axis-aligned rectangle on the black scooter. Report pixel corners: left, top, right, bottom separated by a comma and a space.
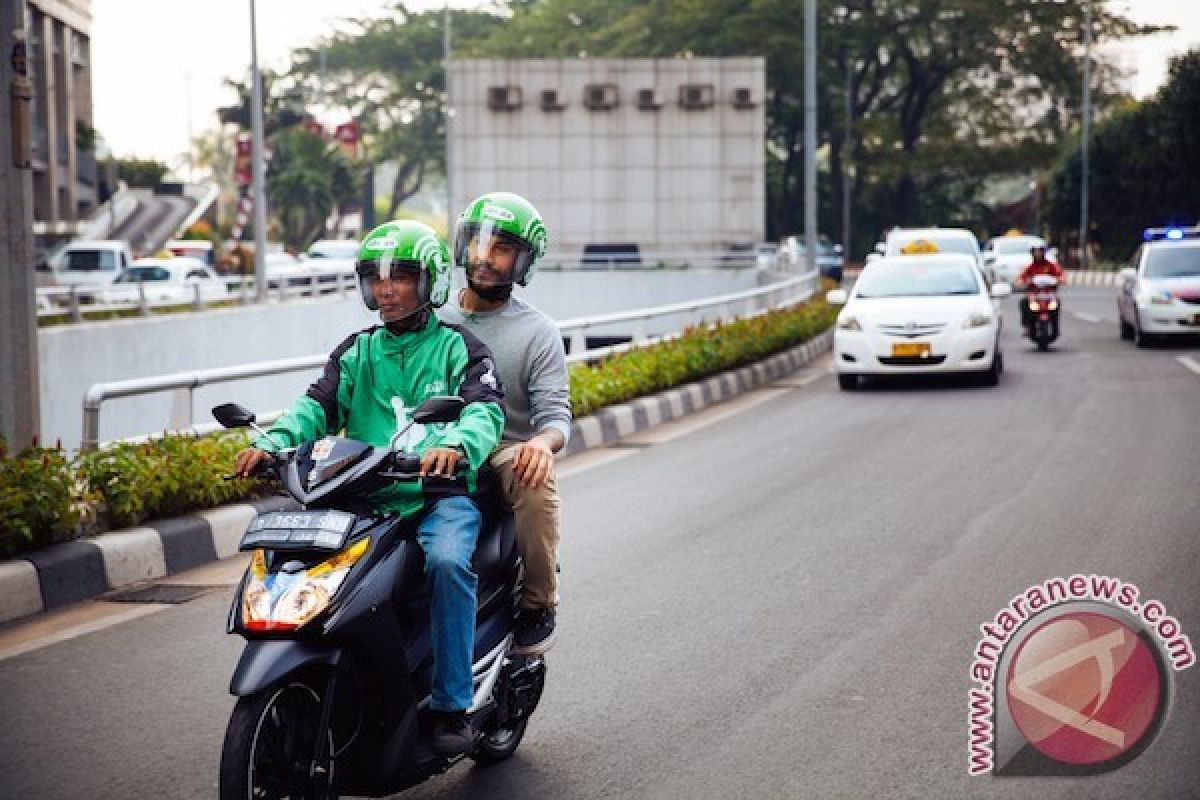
213, 396, 545, 800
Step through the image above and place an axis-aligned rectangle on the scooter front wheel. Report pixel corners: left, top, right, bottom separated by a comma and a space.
470, 715, 530, 765
219, 682, 335, 800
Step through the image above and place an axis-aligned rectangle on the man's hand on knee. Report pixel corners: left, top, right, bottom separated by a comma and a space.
512, 439, 554, 489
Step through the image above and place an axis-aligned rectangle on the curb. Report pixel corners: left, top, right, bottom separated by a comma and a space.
0, 330, 832, 625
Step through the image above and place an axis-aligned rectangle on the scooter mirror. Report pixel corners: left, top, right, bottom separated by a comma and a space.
412, 395, 465, 425
213, 403, 257, 429
990, 282, 1013, 298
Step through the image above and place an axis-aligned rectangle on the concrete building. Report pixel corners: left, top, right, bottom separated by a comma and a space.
449, 58, 765, 259
25, 0, 96, 246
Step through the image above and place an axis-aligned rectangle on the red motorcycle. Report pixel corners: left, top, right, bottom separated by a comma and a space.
1023, 274, 1060, 351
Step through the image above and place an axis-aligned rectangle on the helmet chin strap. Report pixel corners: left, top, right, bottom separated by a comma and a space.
383, 303, 431, 334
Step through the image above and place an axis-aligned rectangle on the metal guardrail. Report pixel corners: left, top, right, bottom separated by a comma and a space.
79, 270, 818, 449
37, 268, 360, 322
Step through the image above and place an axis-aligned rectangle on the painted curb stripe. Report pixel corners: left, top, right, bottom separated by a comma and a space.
92, 528, 168, 589
0, 560, 44, 623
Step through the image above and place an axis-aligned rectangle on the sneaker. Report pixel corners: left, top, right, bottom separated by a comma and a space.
513, 607, 557, 655
430, 710, 475, 757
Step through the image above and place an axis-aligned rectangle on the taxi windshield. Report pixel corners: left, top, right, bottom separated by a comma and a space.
856, 260, 981, 298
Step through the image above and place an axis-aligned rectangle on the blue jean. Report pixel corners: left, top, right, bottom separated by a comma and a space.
416, 496, 481, 712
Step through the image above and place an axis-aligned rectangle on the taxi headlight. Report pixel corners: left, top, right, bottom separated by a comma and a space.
241, 538, 369, 631
837, 315, 862, 331
963, 313, 993, 329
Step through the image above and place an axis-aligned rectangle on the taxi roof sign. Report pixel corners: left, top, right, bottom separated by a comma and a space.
899, 239, 940, 254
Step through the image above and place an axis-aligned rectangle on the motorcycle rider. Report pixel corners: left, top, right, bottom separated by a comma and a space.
1016, 244, 1065, 329
439, 192, 570, 656
234, 220, 504, 757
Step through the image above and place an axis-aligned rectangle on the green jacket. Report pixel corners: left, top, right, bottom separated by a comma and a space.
255, 316, 504, 518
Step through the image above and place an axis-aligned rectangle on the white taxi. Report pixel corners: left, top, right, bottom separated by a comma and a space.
828, 251, 1011, 389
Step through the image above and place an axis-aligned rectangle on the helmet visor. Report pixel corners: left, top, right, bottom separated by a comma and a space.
454, 220, 535, 287
355, 258, 422, 311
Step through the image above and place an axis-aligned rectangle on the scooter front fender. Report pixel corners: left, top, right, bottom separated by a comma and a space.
229, 639, 342, 697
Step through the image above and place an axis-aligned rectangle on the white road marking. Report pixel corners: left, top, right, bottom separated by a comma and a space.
1071, 311, 1101, 323
1177, 356, 1200, 376
0, 603, 167, 663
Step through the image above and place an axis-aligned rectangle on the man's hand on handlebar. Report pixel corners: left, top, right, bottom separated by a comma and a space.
420, 447, 463, 479
234, 447, 274, 478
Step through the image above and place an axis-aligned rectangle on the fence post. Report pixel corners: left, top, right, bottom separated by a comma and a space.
570, 327, 587, 356
68, 286, 83, 323
192, 283, 203, 312
137, 283, 150, 316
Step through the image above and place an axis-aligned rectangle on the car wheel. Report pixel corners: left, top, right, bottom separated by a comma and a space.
838, 373, 859, 391
980, 352, 1001, 386
1133, 314, 1153, 349
1119, 313, 1134, 341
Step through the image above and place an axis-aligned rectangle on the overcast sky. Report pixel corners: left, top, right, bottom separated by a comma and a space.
91, 0, 1200, 168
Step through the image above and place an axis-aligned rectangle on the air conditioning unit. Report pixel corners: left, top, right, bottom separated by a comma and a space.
539, 89, 567, 112
731, 87, 757, 109
679, 83, 715, 110
487, 85, 523, 111
583, 83, 619, 111
636, 88, 663, 110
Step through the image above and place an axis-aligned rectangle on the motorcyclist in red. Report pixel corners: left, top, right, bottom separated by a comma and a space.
1016, 245, 1065, 329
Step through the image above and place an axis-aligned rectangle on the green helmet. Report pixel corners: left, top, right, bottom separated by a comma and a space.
355, 220, 451, 312
453, 192, 548, 289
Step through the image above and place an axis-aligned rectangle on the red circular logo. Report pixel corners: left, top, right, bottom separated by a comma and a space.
1006, 612, 1163, 765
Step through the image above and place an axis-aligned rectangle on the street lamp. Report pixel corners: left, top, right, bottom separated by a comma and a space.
1080, 0, 1092, 270
803, 0, 817, 276
249, 0, 268, 303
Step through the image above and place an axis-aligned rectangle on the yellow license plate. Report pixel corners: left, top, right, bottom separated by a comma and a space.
892, 342, 932, 358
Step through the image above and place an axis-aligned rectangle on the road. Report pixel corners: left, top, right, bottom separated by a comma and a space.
1, 287, 1197, 799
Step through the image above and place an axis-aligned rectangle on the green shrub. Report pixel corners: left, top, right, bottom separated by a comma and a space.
0, 439, 86, 557
569, 298, 837, 417
76, 431, 263, 530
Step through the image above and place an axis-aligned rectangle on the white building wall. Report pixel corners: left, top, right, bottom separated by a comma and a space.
450, 58, 765, 257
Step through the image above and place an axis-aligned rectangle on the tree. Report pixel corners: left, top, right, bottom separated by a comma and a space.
1046, 49, 1200, 262
116, 157, 168, 188
267, 128, 359, 249
288, 4, 504, 217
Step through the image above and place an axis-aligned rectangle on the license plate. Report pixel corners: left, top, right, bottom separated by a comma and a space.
892, 342, 931, 358
240, 510, 357, 551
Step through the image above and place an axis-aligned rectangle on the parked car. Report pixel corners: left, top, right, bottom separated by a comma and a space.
165, 239, 215, 266
51, 240, 135, 299
101, 258, 230, 305
1117, 225, 1200, 347
756, 242, 779, 269
781, 234, 845, 281
827, 252, 1011, 389
305, 239, 359, 283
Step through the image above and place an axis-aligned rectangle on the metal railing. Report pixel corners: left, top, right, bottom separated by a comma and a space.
79, 270, 817, 449
37, 268, 360, 322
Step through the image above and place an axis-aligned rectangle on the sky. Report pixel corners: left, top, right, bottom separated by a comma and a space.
91, 1, 1200, 168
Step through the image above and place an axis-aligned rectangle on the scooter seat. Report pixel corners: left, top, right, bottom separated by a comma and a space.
471, 513, 516, 580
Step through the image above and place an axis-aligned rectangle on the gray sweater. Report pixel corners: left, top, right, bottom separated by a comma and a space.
439, 293, 572, 446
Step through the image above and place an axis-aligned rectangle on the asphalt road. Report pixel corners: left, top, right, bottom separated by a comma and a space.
2, 286, 1197, 799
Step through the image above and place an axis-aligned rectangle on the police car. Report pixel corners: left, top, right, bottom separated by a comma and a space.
827, 240, 1011, 389
1117, 226, 1200, 347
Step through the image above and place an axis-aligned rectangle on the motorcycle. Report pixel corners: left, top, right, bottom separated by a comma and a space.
1022, 274, 1061, 351
213, 396, 545, 799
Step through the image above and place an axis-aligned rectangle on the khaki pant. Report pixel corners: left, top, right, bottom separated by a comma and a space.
489, 442, 561, 610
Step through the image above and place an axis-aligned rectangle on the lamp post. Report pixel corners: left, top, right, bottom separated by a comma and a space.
803, 0, 817, 276
250, 0, 268, 303
1079, 0, 1092, 270
444, 1, 453, 234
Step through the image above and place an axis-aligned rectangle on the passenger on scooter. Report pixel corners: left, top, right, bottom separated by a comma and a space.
1016, 244, 1065, 328
439, 192, 570, 656
234, 220, 504, 757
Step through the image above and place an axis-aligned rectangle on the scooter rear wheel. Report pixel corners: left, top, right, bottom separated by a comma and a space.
219, 682, 335, 800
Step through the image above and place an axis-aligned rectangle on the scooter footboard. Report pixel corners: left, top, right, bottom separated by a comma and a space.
229, 639, 342, 696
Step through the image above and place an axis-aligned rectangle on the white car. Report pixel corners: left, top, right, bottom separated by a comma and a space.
827, 253, 1011, 389
1117, 228, 1200, 346
102, 258, 230, 305
983, 234, 1048, 284
886, 227, 984, 275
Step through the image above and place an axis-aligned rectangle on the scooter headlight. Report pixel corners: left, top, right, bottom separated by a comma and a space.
241, 538, 370, 632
